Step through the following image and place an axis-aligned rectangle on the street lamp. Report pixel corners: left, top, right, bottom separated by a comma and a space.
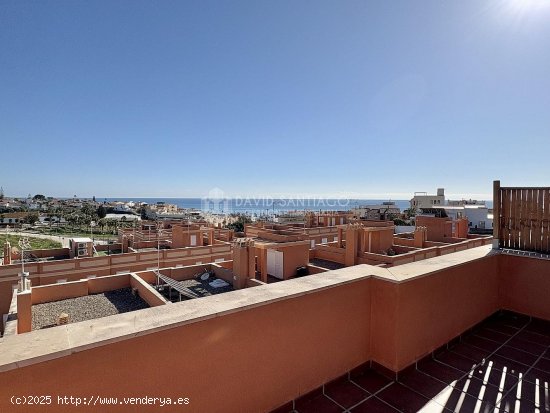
18, 237, 31, 291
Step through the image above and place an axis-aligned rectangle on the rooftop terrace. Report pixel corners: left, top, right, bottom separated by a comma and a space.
270, 310, 550, 413
0, 182, 548, 413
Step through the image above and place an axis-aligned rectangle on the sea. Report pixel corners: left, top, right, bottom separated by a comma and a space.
102, 198, 493, 215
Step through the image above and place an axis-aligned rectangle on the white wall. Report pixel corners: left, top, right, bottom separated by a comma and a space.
395, 226, 416, 234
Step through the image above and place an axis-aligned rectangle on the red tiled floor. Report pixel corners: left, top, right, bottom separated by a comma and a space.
417, 358, 466, 383
294, 394, 344, 413
433, 385, 495, 413
534, 357, 550, 372
507, 336, 548, 356
496, 345, 540, 367
351, 370, 393, 394
516, 330, 550, 346
398, 369, 450, 399
452, 374, 503, 404
525, 318, 550, 337
484, 354, 532, 378
489, 311, 530, 329
269, 312, 549, 413
350, 397, 400, 413
449, 342, 492, 363
473, 327, 513, 344
523, 367, 550, 385
324, 376, 369, 409
376, 382, 431, 413
434, 351, 478, 373
502, 378, 550, 412
484, 323, 521, 336
463, 334, 503, 352
469, 362, 519, 393
497, 388, 543, 413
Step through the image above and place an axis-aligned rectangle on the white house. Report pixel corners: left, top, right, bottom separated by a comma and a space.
410, 188, 445, 209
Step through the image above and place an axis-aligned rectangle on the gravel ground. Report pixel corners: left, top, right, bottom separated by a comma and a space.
310, 258, 346, 270
161, 277, 233, 302
32, 288, 149, 330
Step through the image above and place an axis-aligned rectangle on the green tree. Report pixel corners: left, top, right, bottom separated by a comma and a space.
24, 213, 39, 225
226, 215, 252, 233
33, 194, 46, 201
97, 205, 107, 219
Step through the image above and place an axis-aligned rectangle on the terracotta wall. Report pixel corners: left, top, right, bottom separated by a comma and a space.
416, 216, 453, 242
390, 255, 500, 371
94, 243, 122, 252
25, 248, 70, 259
276, 243, 310, 279
129, 274, 168, 307
0, 279, 372, 413
4, 251, 550, 412
0, 244, 232, 319
31, 280, 89, 305
312, 245, 346, 264
499, 255, 550, 320
88, 274, 131, 294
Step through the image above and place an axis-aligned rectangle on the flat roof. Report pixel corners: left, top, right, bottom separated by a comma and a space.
70, 237, 93, 243
31, 288, 149, 330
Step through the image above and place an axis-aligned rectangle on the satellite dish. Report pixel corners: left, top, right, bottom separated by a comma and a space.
200, 272, 210, 281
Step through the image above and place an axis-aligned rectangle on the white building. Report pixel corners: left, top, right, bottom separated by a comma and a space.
105, 213, 141, 222
352, 202, 401, 220
435, 205, 493, 231
410, 188, 445, 210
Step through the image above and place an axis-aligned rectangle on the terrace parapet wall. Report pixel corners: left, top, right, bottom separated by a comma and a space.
2, 245, 547, 413
0, 244, 233, 325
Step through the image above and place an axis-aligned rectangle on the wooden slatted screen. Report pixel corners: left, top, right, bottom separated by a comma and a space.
495, 182, 550, 253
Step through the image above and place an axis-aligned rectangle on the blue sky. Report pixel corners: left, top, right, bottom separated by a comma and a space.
1, 0, 549, 199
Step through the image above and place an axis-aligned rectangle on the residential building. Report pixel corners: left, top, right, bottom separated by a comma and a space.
352, 201, 401, 220
410, 188, 445, 209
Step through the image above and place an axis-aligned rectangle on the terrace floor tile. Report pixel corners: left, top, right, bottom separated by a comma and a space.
495, 345, 540, 367
449, 342, 492, 363
269, 311, 549, 413
349, 396, 401, 413
417, 358, 466, 384
507, 336, 548, 356
351, 370, 393, 394
294, 394, 344, 413
376, 382, 431, 413
324, 377, 369, 409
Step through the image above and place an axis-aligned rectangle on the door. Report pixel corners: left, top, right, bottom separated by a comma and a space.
190, 234, 197, 246
267, 249, 284, 279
